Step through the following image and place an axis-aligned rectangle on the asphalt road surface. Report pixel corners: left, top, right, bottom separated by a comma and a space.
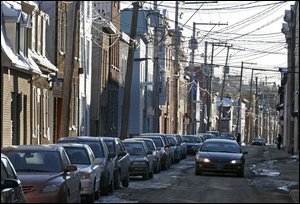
98, 145, 294, 203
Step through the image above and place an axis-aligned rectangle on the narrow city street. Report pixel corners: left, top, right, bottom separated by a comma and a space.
97, 145, 298, 203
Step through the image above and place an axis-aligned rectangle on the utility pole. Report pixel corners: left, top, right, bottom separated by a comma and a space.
207, 43, 214, 131
153, 1, 159, 133
59, 1, 79, 138
120, 2, 140, 139
255, 76, 258, 138
173, 0, 179, 134
236, 61, 244, 136
248, 69, 254, 143
217, 45, 231, 132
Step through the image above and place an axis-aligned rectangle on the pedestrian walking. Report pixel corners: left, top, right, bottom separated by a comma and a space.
276, 134, 283, 150
236, 133, 241, 146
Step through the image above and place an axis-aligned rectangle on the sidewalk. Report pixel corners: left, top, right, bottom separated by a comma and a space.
266, 145, 299, 203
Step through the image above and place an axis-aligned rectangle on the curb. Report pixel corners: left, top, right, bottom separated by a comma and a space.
290, 189, 299, 203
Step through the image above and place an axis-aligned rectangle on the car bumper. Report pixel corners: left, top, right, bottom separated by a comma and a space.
129, 165, 148, 176
80, 179, 95, 195
24, 190, 68, 203
195, 161, 244, 174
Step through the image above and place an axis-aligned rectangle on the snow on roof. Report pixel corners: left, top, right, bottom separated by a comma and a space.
1, 26, 41, 75
29, 50, 58, 72
1, 1, 29, 24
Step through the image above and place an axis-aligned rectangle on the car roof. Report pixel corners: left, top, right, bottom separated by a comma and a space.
59, 136, 102, 141
203, 139, 237, 144
52, 143, 89, 148
1, 145, 63, 152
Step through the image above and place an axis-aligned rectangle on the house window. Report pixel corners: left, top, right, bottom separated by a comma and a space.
16, 23, 20, 54
59, 10, 66, 53
37, 14, 42, 54
24, 27, 28, 57
31, 13, 36, 51
43, 89, 49, 140
41, 18, 46, 56
32, 87, 38, 139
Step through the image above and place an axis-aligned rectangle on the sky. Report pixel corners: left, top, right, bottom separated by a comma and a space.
120, 1, 295, 85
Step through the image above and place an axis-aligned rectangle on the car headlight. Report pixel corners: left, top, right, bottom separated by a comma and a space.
80, 172, 92, 179
230, 160, 242, 164
42, 184, 60, 192
195, 155, 210, 163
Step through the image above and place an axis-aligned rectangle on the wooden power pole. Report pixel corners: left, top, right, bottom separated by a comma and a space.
120, 2, 140, 139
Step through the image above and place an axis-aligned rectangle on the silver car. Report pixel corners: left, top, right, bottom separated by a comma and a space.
54, 143, 102, 203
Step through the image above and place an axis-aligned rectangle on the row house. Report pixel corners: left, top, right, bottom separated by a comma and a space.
279, 2, 299, 154
1, 1, 56, 147
91, 1, 120, 137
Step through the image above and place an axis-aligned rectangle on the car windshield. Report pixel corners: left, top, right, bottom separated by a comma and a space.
200, 142, 241, 153
146, 137, 163, 148
183, 136, 197, 143
143, 140, 155, 151
7, 151, 61, 172
80, 142, 104, 158
124, 143, 146, 156
64, 147, 90, 165
104, 140, 115, 154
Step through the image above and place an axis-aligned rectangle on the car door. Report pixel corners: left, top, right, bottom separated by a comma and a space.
60, 149, 80, 202
116, 139, 130, 178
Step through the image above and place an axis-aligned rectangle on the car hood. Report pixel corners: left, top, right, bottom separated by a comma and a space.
75, 164, 92, 172
18, 172, 63, 188
129, 155, 147, 162
199, 152, 242, 160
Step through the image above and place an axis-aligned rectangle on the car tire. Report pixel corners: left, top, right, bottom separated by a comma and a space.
237, 170, 244, 177
114, 171, 121, 189
108, 177, 114, 193
122, 175, 129, 187
143, 166, 149, 180
86, 187, 95, 203
195, 166, 202, 175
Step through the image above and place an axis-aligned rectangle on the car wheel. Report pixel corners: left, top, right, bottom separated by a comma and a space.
122, 175, 129, 187
86, 188, 95, 203
195, 166, 202, 175
114, 171, 121, 189
143, 166, 149, 180
149, 167, 154, 178
108, 176, 114, 193
237, 170, 244, 177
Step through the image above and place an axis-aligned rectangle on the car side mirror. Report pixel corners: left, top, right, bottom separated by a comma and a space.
92, 158, 103, 166
147, 150, 153, 155
108, 153, 115, 159
65, 164, 77, 172
118, 151, 126, 157
2, 178, 19, 190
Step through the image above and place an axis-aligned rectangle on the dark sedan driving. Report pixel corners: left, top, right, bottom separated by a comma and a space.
195, 139, 247, 177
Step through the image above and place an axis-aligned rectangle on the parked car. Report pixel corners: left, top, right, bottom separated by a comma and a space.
219, 132, 236, 140
57, 136, 114, 196
206, 131, 220, 138
53, 143, 102, 203
1, 145, 81, 203
182, 135, 202, 155
123, 139, 154, 180
138, 133, 172, 169
165, 134, 181, 163
175, 134, 187, 159
132, 135, 170, 170
102, 137, 130, 189
1, 153, 26, 203
251, 137, 266, 146
129, 137, 161, 173
195, 139, 248, 177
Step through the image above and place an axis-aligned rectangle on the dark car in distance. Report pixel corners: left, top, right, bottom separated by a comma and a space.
195, 139, 247, 177
251, 137, 266, 146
